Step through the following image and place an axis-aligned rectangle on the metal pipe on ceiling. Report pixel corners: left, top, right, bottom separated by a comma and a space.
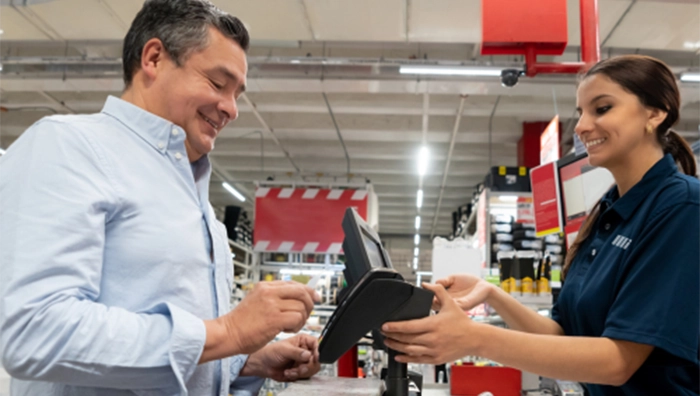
525, 0, 601, 77
429, 95, 466, 239
321, 92, 351, 180
240, 93, 301, 174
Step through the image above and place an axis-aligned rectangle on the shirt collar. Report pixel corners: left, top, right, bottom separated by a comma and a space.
602, 154, 678, 220
101, 95, 185, 156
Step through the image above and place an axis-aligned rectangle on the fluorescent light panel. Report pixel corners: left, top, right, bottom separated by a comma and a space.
414, 247, 419, 257
412, 257, 418, 270
415, 216, 421, 230
416, 189, 423, 208
680, 72, 700, 83
414, 234, 420, 246
400, 66, 502, 77
418, 146, 429, 176
222, 182, 246, 202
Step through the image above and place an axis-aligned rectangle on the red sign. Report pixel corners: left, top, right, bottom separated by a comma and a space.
516, 196, 534, 224
540, 115, 560, 165
254, 187, 368, 253
530, 162, 563, 237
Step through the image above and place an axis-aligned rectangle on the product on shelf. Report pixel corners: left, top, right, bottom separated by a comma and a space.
491, 224, 513, 233
513, 239, 543, 250
493, 233, 514, 242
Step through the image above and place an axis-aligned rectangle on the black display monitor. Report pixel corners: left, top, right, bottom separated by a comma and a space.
341, 208, 392, 288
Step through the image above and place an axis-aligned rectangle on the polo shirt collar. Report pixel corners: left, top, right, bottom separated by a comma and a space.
101, 95, 184, 156
602, 154, 678, 220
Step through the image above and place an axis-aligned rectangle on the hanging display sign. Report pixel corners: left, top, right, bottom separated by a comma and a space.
540, 115, 560, 165
254, 187, 368, 253
530, 162, 563, 237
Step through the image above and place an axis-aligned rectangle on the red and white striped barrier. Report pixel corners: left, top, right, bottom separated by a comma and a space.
254, 187, 369, 253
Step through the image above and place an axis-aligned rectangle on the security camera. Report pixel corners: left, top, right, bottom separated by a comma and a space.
501, 69, 523, 88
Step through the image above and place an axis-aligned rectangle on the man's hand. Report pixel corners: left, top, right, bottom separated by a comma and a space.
240, 334, 321, 382
432, 274, 496, 311
200, 281, 320, 363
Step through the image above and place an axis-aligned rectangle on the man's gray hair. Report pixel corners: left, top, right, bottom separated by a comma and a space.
122, 0, 249, 87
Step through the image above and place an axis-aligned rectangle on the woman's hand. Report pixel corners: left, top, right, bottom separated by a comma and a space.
381, 283, 485, 365
433, 274, 496, 311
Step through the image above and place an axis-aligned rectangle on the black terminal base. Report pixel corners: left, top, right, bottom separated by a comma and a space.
380, 350, 423, 396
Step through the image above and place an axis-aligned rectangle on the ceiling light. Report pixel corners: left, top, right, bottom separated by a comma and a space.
418, 146, 429, 176
412, 257, 418, 270
400, 66, 502, 77
0, 148, 5, 156
414, 234, 420, 246
415, 216, 421, 230
683, 41, 700, 49
416, 189, 423, 208
414, 247, 419, 257
680, 72, 700, 83
499, 195, 519, 202
222, 182, 246, 202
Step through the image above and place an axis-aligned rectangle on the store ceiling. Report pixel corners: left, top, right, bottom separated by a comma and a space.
1, 0, 699, 237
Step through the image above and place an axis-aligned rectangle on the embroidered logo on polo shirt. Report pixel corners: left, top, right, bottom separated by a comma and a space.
611, 235, 632, 250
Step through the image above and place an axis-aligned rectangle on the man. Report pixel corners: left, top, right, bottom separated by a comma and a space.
0, 1, 321, 395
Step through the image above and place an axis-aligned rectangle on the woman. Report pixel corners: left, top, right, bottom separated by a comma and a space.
382, 55, 699, 395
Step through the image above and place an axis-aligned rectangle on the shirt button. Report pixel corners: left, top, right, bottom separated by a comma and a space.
171, 128, 179, 137
157, 142, 165, 149
175, 152, 183, 160
591, 249, 597, 257
604, 223, 611, 231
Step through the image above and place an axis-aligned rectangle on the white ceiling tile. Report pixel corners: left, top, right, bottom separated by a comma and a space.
408, 0, 481, 43
0, 5, 52, 40
216, 0, 313, 41
567, 0, 634, 49
28, 0, 128, 40
102, 0, 145, 28
304, 0, 405, 42
605, 2, 700, 50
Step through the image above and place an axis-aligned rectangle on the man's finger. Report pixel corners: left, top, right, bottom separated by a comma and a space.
274, 284, 317, 313
280, 311, 307, 332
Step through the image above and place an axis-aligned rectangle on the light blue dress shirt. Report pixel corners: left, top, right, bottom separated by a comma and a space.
0, 96, 264, 396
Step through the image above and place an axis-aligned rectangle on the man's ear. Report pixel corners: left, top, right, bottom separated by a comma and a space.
139, 38, 168, 82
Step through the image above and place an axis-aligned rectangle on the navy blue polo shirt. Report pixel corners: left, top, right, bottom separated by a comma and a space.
552, 154, 699, 395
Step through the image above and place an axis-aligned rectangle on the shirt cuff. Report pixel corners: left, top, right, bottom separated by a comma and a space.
230, 376, 266, 396
230, 354, 265, 395
167, 303, 206, 393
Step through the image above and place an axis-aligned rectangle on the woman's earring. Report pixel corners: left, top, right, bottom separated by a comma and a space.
646, 124, 654, 134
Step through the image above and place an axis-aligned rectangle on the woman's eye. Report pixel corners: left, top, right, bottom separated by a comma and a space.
596, 106, 611, 115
